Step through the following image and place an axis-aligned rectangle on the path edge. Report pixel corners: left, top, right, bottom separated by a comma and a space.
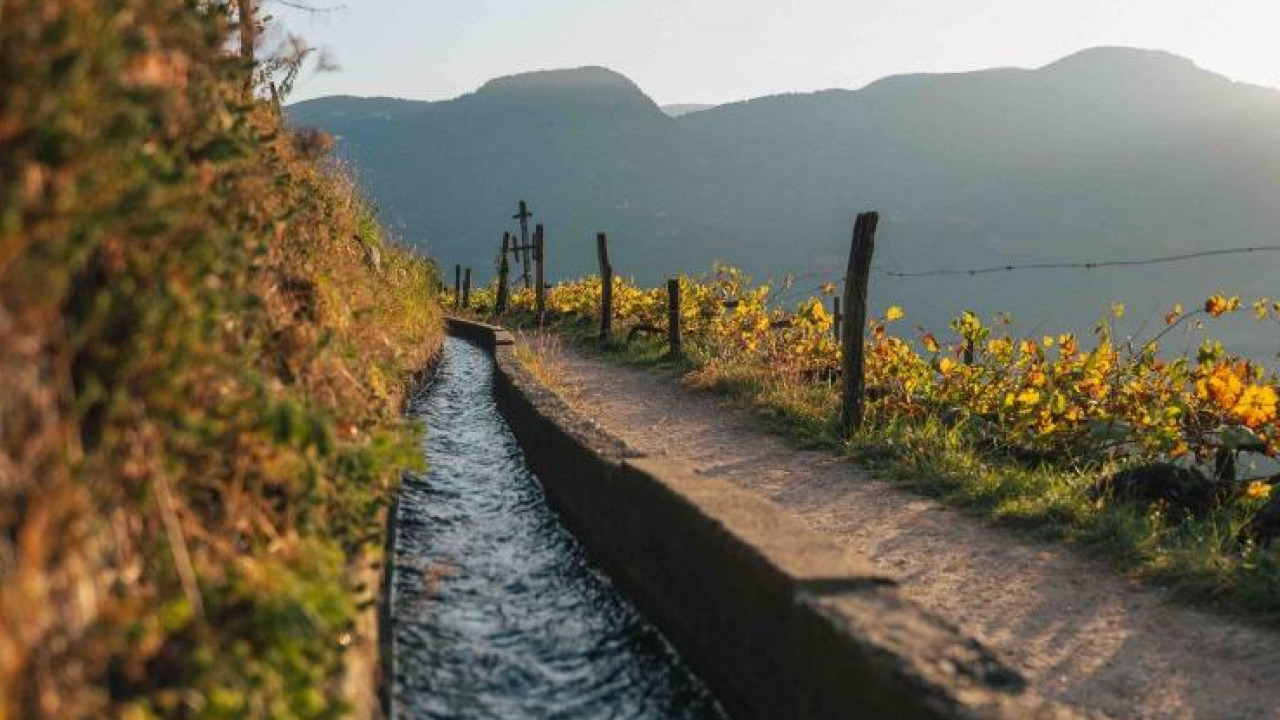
448, 316, 1094, 720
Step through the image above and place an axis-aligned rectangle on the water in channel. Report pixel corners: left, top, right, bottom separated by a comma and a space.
392, 336, 729, 720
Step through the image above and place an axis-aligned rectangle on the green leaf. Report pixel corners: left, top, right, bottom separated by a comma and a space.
1218, 424, 1265, 450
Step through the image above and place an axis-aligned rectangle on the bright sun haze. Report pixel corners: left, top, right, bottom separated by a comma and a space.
274, 0, 1280, 103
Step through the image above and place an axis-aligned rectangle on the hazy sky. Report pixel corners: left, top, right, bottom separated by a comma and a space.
270, 0, 1280, 104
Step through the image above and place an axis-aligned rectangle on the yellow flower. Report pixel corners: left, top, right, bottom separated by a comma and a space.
922, 333, 940, 354
1058, 334, 1079, 357
805, 300, 830, 324
1244, 481, 1274, 499
1019, 339, 1037, 356
820, 282, 837, 295
1205, 294, 1240, 318
1246, 481, 1273, 501
1203, 364, 1245, 409
1111, 303, 1125, 319
1016, 388, 1042, 407
1254, 299, 1270, 321
939, 358, 957, 375
1042, 336, 1055, 348
1028, 370, 1047, 387
885, 305, 904, 322
1231, 384, 1278, 427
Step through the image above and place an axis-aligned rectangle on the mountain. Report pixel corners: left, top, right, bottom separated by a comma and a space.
661, 103, 716, 117
288, 49, 1280, 356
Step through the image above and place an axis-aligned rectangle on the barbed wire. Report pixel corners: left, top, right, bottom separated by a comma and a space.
759, 245, 1280, 307
869, 245, 1280, 278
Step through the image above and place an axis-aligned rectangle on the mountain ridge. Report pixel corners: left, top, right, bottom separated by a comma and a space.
288, 47, 1280, 356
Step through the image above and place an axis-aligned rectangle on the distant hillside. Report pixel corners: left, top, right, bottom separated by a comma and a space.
289, 48, 1280, 354
662, 103, 716, 117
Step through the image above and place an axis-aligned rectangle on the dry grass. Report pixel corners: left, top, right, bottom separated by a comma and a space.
511, 331, 581, 408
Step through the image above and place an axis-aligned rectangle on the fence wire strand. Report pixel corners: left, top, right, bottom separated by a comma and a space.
869, 245, 1280, 278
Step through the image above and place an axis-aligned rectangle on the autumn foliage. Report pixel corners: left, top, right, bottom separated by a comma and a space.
476, 270, 1280, 602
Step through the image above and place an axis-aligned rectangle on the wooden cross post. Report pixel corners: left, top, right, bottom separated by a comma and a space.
841, 212, 879, 433
462, 268, 472, 309
513, 200, 534, 290
596, 232, 612, 347
453, 264, 461, 309
534, 223, 546, 324
496, 233, 510, 314
667, 278, 682, 358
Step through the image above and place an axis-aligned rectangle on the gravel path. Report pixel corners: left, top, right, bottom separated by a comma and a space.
545, 345, 1280, 720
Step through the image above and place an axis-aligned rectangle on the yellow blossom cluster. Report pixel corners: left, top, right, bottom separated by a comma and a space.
477, 269, 1280, 463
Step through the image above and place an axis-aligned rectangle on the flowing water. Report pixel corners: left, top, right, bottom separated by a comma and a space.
391, 337, 729, 720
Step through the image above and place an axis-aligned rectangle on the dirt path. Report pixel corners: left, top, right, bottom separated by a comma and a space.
543, 345, 1280, 720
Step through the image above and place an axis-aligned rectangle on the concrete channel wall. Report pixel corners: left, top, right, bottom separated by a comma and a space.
446, 317, 1092, 720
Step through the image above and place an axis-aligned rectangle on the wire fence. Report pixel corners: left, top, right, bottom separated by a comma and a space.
765, 244, 1280, 307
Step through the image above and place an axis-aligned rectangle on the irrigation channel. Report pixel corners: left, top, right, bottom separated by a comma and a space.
390, 336, 729, 719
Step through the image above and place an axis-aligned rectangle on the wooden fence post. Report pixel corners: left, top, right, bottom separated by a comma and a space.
496, 233, 510, 314
832, 296, 842, 343
462, 268, 472, 309
667, 278, 682, 358
534, 224, 546, 324
596, 232, 612, 346
841, 212, 879, 433
453, 264, 461, 309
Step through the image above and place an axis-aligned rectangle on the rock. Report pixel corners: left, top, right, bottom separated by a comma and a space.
1241, 492, 1280, 546
1091, 462, 1225, 516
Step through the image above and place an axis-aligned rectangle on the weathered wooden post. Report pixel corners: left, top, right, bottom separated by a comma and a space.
832, 296, 842, 343
841, 212, 879, 433
667, 278, 682, 358
513, 200, 533, 289
453, 264, 461, 309
596, 232, 612, 346
496, 233, 510, 314
534, 223, 546, 324
462, 268, 472, 309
